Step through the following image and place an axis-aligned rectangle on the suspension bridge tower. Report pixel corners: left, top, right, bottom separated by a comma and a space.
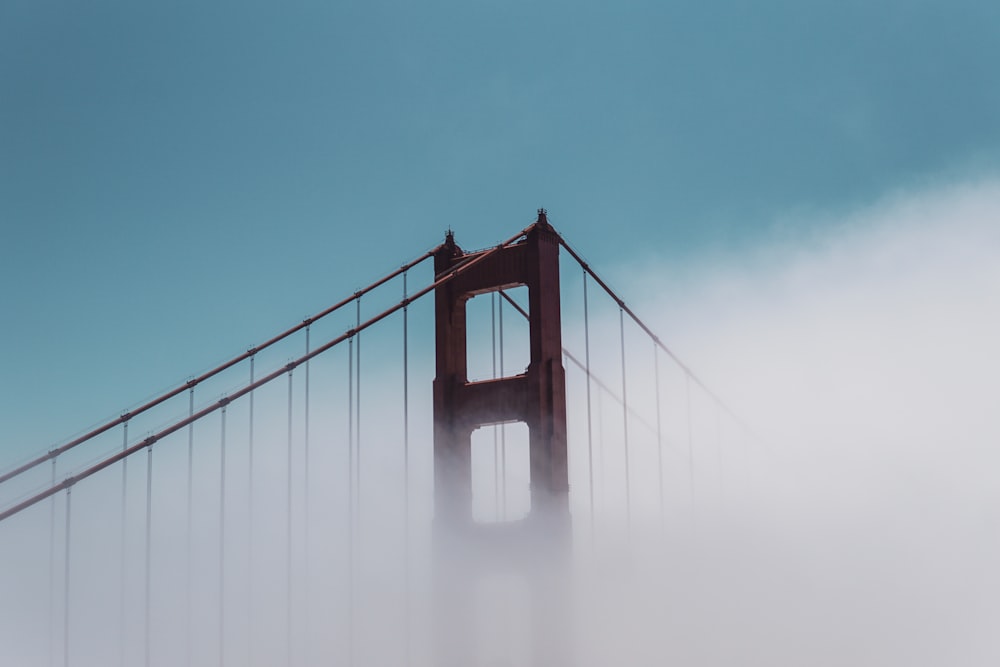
432, 210, 571, 665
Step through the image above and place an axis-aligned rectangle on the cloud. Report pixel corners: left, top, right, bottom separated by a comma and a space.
596, 176, 1000, 665
2, 177, 999, 665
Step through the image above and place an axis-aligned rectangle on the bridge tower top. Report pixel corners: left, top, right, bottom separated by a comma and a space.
432, 211, 569, 525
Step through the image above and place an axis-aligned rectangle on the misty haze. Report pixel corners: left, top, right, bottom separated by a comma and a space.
2, 181, 999, 665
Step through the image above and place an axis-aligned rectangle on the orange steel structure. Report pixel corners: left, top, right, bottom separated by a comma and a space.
432, 210, 571, 665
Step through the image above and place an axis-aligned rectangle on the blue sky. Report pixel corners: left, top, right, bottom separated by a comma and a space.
3, 4, 1000, 663
2, 0, 999, 457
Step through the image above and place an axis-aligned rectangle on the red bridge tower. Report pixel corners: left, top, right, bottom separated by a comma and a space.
432, 210, 571, 665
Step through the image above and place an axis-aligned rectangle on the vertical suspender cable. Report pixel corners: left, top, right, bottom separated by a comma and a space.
303, 326, 311, 660
247, 356, 254, 662
596, 390, 604, 501
219, 405, 227, 667
715, 405, 723, 499
355, 298, 362, 527
286, 370, 294, 667
356, 297, 363, 662
145, 441, 153, 667
583, 270, 595, 537
498, 293, 506, 519
492, 292, 499, 520
120, 421, 129, 667
49, 457, 57, 667
686, 373, 695, 506
63, 486, 72, 667
186, 388, 194, 667
351, 297, 363, 665
619, 308, 631, 530
402, 271, 411, 666
347, 336, 355, 667
654, 344, 664, 531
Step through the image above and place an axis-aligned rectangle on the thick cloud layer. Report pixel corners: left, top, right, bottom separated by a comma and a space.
2, 179, 998, 665
604, 177, 1000, 666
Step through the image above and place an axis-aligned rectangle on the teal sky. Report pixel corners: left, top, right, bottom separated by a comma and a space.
2, 0, 999, 457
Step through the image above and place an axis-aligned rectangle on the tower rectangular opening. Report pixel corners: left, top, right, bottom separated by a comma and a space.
465, 287, 530, 383
470, 421, 530, 523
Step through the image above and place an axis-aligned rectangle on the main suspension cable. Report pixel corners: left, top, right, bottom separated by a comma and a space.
555, 233, 755, 438
0, 226, 533, 524
0, 250, 440, 488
